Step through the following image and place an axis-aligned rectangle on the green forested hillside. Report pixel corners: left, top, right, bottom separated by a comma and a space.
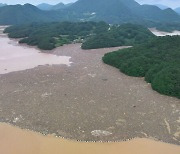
0, 0, 180, 29
4, 22, 155, 51
0, 4, 77, 25
0, 4, 58, 25
82, 24, 155, 49
67, 0, 180, 23
103, 36, 180, 98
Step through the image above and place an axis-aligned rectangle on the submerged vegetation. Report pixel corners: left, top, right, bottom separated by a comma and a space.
103, 36, 180, 98
4, 21, 155, 51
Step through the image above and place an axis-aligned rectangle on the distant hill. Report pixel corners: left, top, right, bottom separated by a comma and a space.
66, 0, 141, 23
67, 0, 180, 23
0, 0, 180, 26
51, 3, 73, 10
155, 4, 169, 10
0, 4, 64, 25
0, 3, 6, 7
36, 3, 53, 10
37, 2, 73, 11
51, 3, 66, 10
174, 7, 180, 14
0, 3, 7, 7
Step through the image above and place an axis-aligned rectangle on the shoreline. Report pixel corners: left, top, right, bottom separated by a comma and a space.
0, 122, 180, 154
0, 121, 159, 144
1, 120, 179, 146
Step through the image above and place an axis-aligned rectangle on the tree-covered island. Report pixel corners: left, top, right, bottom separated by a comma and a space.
4, 21, 155, 51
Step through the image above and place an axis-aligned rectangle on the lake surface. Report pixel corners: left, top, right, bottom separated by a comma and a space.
0, 27, 71, 74
0, 123, 179, 154
149, 28, 180, 36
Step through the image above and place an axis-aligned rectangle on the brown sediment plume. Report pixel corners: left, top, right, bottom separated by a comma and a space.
0, 28, 71, 74
0, 123, 180, 154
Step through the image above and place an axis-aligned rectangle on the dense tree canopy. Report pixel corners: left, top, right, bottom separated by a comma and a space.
4, 21, 103, 51
4, 22, 155, 51
82, 24, 155, 49
103, 36, 180, 98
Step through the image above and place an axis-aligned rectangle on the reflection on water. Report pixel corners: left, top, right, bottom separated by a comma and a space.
149, 28, 180, 36
0, 123, 179, 154
0, 28, 71, 75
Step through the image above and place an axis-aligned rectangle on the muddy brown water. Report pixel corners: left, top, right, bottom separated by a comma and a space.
149, 28, 180, 36
0, 123, 180, 154
0, 27, 180, 145
0, 29, 71, 74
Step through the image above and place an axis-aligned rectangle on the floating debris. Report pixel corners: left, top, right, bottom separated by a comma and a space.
91, 130, 112, 137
